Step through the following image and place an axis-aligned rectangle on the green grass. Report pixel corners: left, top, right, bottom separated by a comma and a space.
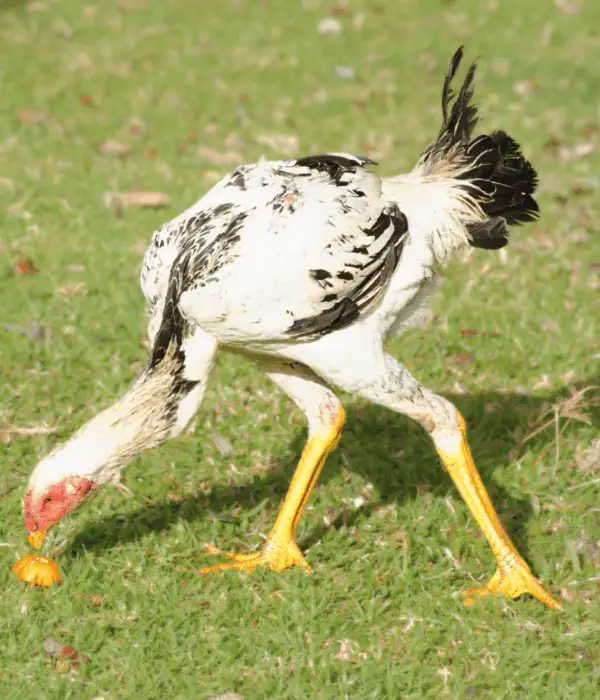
1, 0, 599, 697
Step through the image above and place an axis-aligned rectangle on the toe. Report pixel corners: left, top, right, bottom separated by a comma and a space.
460, 566, 561, 611
200, 557, 262, 575
520, 573, 562, 611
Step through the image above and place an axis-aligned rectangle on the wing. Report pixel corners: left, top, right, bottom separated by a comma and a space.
261, 153, 408, 340
143, 152, 409, 344
284, 202, 408, 339
176, 154, 408, 342
140, 176, 256, 339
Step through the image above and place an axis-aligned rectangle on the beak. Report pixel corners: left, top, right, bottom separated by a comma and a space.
27, 528, 48, 550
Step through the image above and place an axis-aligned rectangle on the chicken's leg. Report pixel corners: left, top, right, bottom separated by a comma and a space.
434, 412, 560, 609
201, 365, 344, 575
298, 347, 560, 610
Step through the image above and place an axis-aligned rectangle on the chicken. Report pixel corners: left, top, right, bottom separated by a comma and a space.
23, 48, 560, 609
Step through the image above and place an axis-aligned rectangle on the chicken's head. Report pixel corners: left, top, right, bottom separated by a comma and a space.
24, 476, 96, 549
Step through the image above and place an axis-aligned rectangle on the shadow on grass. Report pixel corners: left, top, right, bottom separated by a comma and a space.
0, 0, 29, 12
68, 378, 599, 568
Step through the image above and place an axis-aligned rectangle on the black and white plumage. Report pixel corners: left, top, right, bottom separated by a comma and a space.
25, 49, 555, 609
140, 152, 408, 347
28, 43, 539, 505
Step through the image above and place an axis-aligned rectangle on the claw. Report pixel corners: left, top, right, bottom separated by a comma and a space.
201, 538, 310, 575
461, 561, 562, 611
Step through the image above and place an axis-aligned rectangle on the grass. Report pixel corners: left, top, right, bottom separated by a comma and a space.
1, 0, 599, 697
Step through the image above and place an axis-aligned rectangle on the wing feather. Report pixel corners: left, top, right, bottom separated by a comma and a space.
142, 152, 409, 344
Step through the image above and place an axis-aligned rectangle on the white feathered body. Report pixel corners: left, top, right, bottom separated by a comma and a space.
140, 156, 482, 358
27, 48, 540, 504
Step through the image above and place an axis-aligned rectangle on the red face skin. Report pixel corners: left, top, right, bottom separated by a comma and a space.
24, 477, 96, 548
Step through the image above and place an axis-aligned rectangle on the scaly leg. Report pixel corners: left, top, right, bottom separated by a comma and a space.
296, 346, 560, 610
201, 365, 344, 574
434, 412, 560, 609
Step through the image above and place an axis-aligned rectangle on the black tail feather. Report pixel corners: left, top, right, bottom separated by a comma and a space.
420, 46, 479, 166
420, 47, 540, 250
463, 130, 539, 249
466, 218, 510, 250
439, 46, 479, 150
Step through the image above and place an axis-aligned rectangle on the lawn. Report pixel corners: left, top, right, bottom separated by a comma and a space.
1, 0, 599, 697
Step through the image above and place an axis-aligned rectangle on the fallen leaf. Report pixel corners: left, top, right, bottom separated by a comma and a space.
318, 17, 342, 34
558, 142, 596, 161
14, 259, 39, 275
106, 191, 170, 208
571, 185, 592, 196
59, 646, 80, 660
335, 639, 356, 662
53, 661, 70, 674
79, 95, 95, 106
18, 109, 49, 124
335, 65, 355, 79
197, 145, 243, 165
54, 264, 86, 272
460, 329, 477, 336
330, 4, 351, 16
574, 438, 600, 473
60, 646, 91, 663
554, 0, 581, 14
353, 12, 365, 28
210, 433, 235, 456
121, 191, 170, 207
98, 141, 132, 157
26, 2, 48, 13
540, 318, 560, 333
512, 79, 535, 96
451, 353, 474, 366
256, 133, 299, 156
248, 463, 272, 475
223, 132, 246, 149
58, 282, 87, 298
43, 637, 64, 657
560, 588, 577, 603
89, 595, 104, 607
127, 116, 145, 137
4, 321, 46, 341
204, 170, 223, 183
43, 635, 91, 667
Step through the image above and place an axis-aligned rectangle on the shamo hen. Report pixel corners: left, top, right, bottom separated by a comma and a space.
24, 48, 560, 609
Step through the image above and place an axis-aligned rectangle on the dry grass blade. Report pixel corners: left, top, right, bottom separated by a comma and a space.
0, 423, 59, 440
98, 141, 132, 156
522, 386, 600, 444
574, 438, 600, 473
104, 191, 171, 208
119, 191, 170, 207
565, 477, 600, 492
197, 145, 242, 165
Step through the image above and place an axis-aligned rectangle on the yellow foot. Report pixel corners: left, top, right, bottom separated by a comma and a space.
461, 560, 561, 611
200, 538, 310, 575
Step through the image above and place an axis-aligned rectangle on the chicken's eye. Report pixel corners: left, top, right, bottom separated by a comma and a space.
43, 496, 53, 506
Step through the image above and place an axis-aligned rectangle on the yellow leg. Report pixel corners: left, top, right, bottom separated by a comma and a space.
436, 412, 560, 610
201, 407, 346, 575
